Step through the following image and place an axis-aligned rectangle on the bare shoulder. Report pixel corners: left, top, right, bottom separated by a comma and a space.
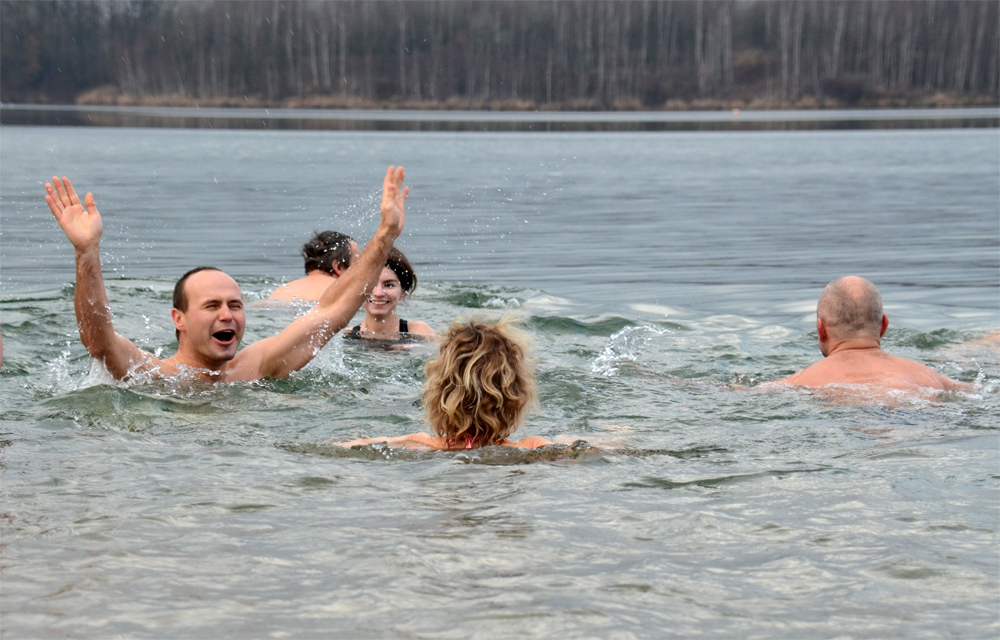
218, 342, 270, 381
405, 320, 436, 337
769, 362, 826, 387
887, 354, 969, 391
267, 283, 296, 300
403, 432, 449, 449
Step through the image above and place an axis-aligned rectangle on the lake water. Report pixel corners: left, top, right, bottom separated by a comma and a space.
1, 120, 998, 638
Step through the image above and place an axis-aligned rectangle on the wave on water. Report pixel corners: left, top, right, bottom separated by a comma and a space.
282, 439, 602, 464
435, 286, 526, 310
282, 440, 738, 465
591, 324, 670, 377
622, 465, 835, 491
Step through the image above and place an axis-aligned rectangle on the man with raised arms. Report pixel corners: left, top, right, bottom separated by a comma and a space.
46, 167, 408, 383
774, 276, 967, 393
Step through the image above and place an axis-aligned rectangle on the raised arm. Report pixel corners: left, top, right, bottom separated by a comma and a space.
235, 167, 409, 379
46, 177, 152, 380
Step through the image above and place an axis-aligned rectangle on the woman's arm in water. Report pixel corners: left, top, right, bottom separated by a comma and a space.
503, 436, 552, 449
335, 432, 445, 450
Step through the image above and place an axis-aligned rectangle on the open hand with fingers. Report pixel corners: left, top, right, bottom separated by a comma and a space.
380, 166, 408, 239
46, 176, 102, 253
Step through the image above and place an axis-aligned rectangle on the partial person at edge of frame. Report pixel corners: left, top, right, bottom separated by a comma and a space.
344, 247, 435, 341
45, 167, 408, 384
268, 230, 360, 302
337, 317, 550, 450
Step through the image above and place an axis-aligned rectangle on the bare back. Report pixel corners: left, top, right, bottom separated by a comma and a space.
780, 348, 967, 392
267, 271, 338, 302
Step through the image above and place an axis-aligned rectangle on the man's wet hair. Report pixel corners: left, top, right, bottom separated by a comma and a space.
173, 266, 223, 339
817, 276, 884, 337
303, 230, 355, 275
385, 247, 417, 294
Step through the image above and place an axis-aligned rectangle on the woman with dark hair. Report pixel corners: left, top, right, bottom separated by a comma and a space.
345, 247, 434, 339
337, 317, 550, 450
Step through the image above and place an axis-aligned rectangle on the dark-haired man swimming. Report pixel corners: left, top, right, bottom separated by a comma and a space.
268, 230, 360, 302
46, 167, 408, 383
774, 276, 967, 393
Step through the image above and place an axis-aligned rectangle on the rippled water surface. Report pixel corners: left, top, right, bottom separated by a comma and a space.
1, 124, 998, 638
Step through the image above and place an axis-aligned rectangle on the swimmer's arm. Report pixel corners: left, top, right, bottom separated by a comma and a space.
335, 435, 405, 447
940, 373, 972, 392
46, 177, 153, 379
508, 436, 552, 449
336, 432, 442, 450
235, 167, 407, 379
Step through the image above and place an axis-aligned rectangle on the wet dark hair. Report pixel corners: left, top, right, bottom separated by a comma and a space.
173, 266, 223, 339
303, 230, 354, 275
385, 247, 417, 294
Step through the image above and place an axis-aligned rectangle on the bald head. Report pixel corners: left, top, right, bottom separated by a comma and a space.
817, 276, 884, 340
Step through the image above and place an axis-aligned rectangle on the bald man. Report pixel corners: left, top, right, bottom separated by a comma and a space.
776, 276, 967, 392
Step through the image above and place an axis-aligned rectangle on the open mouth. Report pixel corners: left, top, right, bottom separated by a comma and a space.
213, 329, 237, 344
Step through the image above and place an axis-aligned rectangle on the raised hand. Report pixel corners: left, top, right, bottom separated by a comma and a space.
380, 166, 408, 238
46, 176, 102, 253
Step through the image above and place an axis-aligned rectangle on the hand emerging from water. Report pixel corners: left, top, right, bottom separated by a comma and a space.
380, 166, 408, 239
46, 177, 102, 253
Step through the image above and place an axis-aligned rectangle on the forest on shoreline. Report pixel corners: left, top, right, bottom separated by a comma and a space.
2, 0, 997, 111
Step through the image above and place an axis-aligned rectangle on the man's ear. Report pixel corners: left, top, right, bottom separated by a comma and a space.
817, 317, 828, 342
332, 262, 348, 277
171, 308, 185, 334
879, 314, 889, 338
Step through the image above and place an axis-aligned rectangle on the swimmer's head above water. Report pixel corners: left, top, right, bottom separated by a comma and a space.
423, 317, 537, 447
385, 247, 417, 295
770, 275, 968, 393
352, 247, 435, 338
302, 230, 357, 276
815, 275, 885, 357
336, 317, 549, 450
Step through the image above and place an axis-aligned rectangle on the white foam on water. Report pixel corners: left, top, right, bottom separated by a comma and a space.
591, 324, 670, 377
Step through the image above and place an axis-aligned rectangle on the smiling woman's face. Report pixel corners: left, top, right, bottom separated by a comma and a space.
364, 267, 404, 318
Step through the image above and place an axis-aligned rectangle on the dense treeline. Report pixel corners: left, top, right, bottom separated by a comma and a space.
2, 0, 997, 108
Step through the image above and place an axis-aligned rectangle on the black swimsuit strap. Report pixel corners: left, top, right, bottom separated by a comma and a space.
349, 321, 406, 336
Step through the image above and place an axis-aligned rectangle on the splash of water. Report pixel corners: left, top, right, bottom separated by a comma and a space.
591, 325, 669, 377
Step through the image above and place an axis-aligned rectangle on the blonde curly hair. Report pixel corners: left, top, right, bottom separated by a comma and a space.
423, 317, 537, 447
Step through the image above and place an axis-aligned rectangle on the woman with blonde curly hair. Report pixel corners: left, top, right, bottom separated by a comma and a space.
337, 317, 550, 450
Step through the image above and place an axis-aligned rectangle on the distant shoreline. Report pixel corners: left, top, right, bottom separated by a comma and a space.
5, 103, 998, 121
4, 102, 997, 132
15, 87, 1000, 112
